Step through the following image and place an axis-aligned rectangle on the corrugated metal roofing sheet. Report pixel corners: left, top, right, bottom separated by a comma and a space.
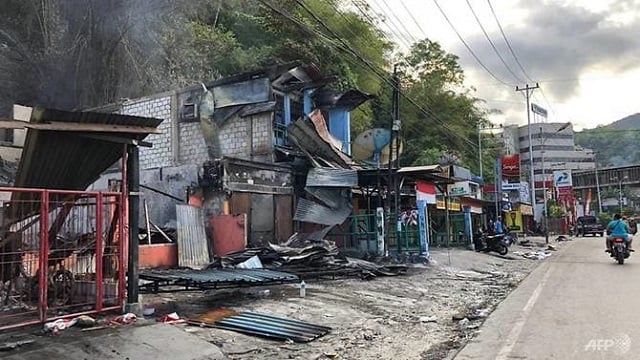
306, 167, 358, 187
140, 268, 298, 285
176, 205, 210, 269
190, 310, 331, 343
14, 106, 162, 191
293, 198, 351, 226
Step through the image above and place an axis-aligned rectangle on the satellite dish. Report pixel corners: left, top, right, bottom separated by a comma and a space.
352, 128, 403, 167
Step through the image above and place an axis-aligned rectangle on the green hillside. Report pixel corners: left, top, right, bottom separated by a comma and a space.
574, 113, 640, 166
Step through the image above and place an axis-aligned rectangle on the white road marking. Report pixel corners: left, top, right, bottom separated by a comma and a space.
495, 265, 555, 360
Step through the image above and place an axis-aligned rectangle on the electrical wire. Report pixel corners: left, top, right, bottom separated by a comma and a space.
281, 0, 480, 152
465, 0, 523, 83
486, 0, 534, 83
432, 0, 512, 86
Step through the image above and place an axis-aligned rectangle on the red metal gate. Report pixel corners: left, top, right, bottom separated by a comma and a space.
0, 187, 126, 330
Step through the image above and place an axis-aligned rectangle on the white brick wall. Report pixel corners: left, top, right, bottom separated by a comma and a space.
250, 113, 273, 155
220, 116, 252, 158
116, 93, 275, 167
179, 123, 209, 164
121, 96, 173, 169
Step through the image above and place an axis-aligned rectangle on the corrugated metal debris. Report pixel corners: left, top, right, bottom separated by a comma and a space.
293, 198, 351, 226
138, 268, 298, 293
306, 167, 358, 187
189, 309, 331, 343
176, 205, 210, 269
208, 237, 407, 280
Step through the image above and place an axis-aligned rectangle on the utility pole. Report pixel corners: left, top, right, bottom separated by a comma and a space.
516, 83, 539, 226
386, 64, 399, 255
477, 123, 483, 180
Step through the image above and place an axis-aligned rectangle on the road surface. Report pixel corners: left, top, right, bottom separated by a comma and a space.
455, 236, 640, 359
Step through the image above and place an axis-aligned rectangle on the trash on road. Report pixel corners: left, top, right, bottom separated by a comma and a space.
44, 318, 77, 335
111, 313, 137, 325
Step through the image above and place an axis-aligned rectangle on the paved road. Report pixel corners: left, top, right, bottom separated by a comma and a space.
456, 236, 640, 360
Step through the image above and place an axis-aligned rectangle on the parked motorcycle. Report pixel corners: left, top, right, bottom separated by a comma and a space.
474, 230, 510, 256
611, 236, 630, 264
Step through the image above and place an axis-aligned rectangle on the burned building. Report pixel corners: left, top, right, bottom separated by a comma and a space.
91, 62, 372, 248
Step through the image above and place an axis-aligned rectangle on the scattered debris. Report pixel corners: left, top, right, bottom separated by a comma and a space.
143, 304, 156, 317
236, 255, 263, 269
555, 235, 571, 242
75, 315, 97, 328
111, 313, 137, 325
44, 318, 77, 335
207, 237, 406, 281
512, 250, 553, 260
0, 339, 35, 352
547, 245, 557, 251
159, 312, 185, 324
457, 318, 470, 331
188, 309, 331, 343
419, 316, 438, 323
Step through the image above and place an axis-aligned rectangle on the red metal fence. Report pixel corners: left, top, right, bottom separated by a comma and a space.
0, 187, 126, 330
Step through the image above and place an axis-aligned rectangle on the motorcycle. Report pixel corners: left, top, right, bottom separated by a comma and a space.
611, 236, 630, 264
474, 230, 510, 256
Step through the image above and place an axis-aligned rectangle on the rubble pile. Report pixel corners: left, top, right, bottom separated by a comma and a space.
207, 233, 406, 278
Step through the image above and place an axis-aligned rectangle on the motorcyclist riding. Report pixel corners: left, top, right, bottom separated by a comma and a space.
605, 213, 634, 253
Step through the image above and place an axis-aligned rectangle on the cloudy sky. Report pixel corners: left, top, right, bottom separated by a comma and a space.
365, 0, 640, 130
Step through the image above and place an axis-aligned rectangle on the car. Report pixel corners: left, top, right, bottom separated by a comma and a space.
576, 216, 605, 237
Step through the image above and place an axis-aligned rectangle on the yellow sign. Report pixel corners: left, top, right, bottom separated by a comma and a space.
436, 196, 461, 211
506, 210, 523, 232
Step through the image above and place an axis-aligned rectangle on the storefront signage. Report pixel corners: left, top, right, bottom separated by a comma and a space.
447, 181, 470, 197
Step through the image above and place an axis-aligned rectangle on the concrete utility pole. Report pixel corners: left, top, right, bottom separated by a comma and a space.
386, 64, 400, 254
516, 83, 539, 225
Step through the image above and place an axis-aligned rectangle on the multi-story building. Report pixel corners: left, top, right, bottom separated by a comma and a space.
501, 122, 595, 220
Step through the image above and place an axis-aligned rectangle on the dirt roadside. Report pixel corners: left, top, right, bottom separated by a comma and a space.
141, 237, 569, 360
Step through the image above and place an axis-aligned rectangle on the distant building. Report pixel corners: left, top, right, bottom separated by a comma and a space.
502, 122, 595, 211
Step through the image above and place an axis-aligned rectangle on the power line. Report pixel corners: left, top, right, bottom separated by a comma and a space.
465, 0, 523, 83
486, 0, 534, 83
399, 1, 428, 38
432, 0, 512, 87
378, 0, 415, 45
286, 0, 480, 151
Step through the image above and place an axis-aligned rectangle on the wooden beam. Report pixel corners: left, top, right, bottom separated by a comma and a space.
0, 118, 161, 134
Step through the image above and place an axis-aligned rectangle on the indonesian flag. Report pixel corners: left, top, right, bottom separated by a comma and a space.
585, 189, 592, 215
416, 181, 437, 204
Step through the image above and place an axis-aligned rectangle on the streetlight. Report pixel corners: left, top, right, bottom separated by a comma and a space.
539, 122, 571, 244
612, 175, 629, 213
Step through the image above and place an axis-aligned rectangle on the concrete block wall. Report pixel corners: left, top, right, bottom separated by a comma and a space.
250, 113, 273, 156
179, 123, 209, 164
220, 116, 252, 158
121, 95, 173, 169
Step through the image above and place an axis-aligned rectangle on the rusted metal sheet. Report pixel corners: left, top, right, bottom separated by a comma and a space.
306, 167, 358, 187
287, 111, 354, 168
210, 214, 246, 257
275, 195, 293, 243
230, 193, 251, 216
176, 205, 210, 269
